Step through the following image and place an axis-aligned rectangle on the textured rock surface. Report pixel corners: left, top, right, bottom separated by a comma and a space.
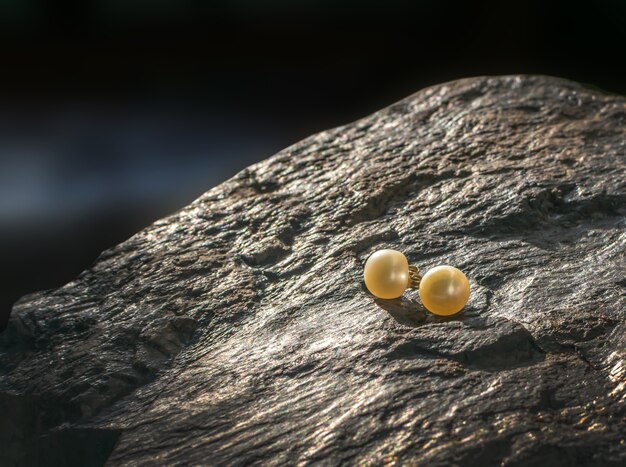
1, 76, 626, 466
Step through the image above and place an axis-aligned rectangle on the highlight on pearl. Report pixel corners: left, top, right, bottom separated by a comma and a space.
418, 265, 470, 316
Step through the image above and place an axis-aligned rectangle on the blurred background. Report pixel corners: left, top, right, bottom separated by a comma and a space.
1, 0, 625, 328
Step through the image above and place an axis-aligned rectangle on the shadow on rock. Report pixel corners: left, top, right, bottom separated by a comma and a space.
373, 295, 474, 327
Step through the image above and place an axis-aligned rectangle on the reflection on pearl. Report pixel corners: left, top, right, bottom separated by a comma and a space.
363, 249, 409, 299
419, 265, 470, 316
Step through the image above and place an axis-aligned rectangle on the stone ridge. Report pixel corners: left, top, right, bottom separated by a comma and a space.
1, 75, 625, 466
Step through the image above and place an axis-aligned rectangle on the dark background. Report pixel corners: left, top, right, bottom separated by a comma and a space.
1, 0, 625, 329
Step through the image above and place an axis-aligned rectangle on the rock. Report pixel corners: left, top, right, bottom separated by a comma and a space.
1, 75, 625, 466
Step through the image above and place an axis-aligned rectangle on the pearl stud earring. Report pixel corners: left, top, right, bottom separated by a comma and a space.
363, 249, 470, 316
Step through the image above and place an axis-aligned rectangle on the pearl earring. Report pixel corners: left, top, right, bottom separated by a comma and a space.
363, 249, 470, 316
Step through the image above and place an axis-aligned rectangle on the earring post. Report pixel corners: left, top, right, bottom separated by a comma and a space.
408, 265, 422, 289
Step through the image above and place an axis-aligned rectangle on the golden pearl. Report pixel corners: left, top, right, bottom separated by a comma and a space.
363, 249, 409, 299
418, 265, 470, 316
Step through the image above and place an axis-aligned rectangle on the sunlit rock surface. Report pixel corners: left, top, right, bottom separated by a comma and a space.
1, 76, 625, 466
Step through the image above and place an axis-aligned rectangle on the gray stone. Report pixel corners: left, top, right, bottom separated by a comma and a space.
1, 75, 625, 466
